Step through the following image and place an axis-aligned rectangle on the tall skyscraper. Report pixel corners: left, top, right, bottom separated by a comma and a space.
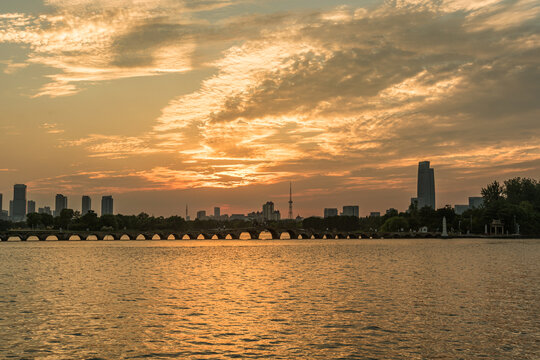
196, 210, 206, 220
0, 193, 3, 213
82, 195, 91, 215
214, 207, 220, 218
27, 200, 36, 214
13, 184, 27, 221
417, 161, 435, 209
288, 182, 293, 220
55, 194, 68, 216
101, 196, 114, 215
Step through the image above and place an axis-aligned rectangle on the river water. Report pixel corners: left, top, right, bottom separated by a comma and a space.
0, 238, 538, 359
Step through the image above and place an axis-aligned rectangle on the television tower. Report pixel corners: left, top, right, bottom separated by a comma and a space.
288, 182, 293, 220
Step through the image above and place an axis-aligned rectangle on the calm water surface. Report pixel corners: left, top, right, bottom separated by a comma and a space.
0, 239, 539, 359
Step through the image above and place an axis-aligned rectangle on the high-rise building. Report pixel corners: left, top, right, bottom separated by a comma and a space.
196, 210, 207, 220
101, 196, 114, 215
82, 196, 91, 215
0, 193, 3, 213
263, 201, 275, 220
214, 207, 220, 218
55, 194, 68, 216
13, 184, 27, 221
9, 200, 14, 219
342, 205, 359, 217
324, 208, 338, 218
27, 200, 36, 214
469, 197, 483, 209
417, 161, 435, 209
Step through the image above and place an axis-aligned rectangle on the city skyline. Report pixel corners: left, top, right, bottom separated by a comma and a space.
1, 0, 539, 218
0, 161, 489, 219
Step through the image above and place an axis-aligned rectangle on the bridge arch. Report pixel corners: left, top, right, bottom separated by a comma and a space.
151, 233, 163, 240
279, 230, 296, 240
68, 234, 82, 241
103, 234, 117, 241
135, 234, 147, 240
119, 234, 131, 240
86, 234, 98, 240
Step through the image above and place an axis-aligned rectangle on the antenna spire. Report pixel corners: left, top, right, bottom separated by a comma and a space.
288, 182, 293, 220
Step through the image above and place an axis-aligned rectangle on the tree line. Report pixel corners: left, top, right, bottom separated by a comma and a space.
0, 177, 538, 236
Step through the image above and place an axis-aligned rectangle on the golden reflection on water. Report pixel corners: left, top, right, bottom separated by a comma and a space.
0, 239, 538, 359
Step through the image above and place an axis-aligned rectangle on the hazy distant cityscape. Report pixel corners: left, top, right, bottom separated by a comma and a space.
1, 161, 484, 224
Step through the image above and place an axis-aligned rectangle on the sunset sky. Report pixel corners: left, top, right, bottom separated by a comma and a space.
0, 0, 539, 217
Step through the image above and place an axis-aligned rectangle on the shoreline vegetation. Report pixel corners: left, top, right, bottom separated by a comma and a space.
1, 177, 539, 237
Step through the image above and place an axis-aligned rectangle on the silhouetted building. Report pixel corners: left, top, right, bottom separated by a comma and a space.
55, 194, 68, 216
262, 201, 280, 221
417, 161, 435, 209
214, 207, 220, 218
230, 214, 247, 221
13, 184, 27, 221
370, 212, 381, 217
9, 200, 13, 219
0, 193, 2, 213
39, 206, 52, 215
469, 197, 483, 209
196, 210, 207, 220
82, 195, 91, 215
454, 204, 469, 215
27, 200, 36, 214
342, 205, 359, 217
0, 210, 8, 220
101, 196, 114, 215
324, 208, 338, 218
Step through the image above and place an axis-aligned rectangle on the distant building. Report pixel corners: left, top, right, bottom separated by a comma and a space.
82, 196, 92, 215
0, 193, 2, 213
39, 206, 52, 215
454, 204, 469, 215
370, 212, 381, 217
55, 194, 68, 216
0, 210, 8, 220
12, 184, 27, 221
469, 197, 483, 209
9, 200, 13, 220
342, 205, 359, 217
417, 161, 435, 209
230, 214, 247, 221
214, 207, 220, 218
324, 208, 338, 218
410, 197, 418, 208
196, 210, 207, 220
262, 201, 280, 221
263, 201, 274, 220
27, 200, 36, 214
386, 208, 398, 216
247, 211, 264, 221
101, 196, 114, 215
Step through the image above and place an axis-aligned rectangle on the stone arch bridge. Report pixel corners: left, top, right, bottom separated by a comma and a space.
0, 229, 440, 241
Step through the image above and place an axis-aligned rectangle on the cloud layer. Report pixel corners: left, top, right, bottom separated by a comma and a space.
1, 0, 539, 214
